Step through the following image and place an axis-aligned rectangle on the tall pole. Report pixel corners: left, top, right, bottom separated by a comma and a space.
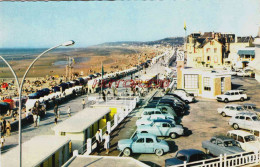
101, 61, 103, 93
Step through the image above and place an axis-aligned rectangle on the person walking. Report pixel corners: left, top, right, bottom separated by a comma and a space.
1, 136, 5, 149
33, 114, 38, 127
2, 119, 6, 135
54, 104, 58, 117
54, 117, 58, 125
6, 121, 11, 136
67, 106, 71, 117
102, 91, 106, 102
37, 115, 40, 127
82, 99, 86, 109
95, 129, 101, 155
104, 131, 110, 155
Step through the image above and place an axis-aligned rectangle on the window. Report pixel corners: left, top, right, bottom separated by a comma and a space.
206, 48, 210, 53
210, 139, 216, 144
146, 138, 154, 143
162, 123, 170, 127
214, 48, 217, 53
204, 77, 211, 91
207, 56, 210, 61
235, 116, 239, 119
136, 138, 144, 143
231, 134, 237, 140
246, 117, 252, 121
155, 111, 161, 114
230, 107, 235, 110
225, 92, 230, 95
244, 135, 256, 142
217, 140, 223, 146
238, 136, 244, 143
226, 106, 230, 109
239, 116, 245, 120
235, 92, 239, 95
143, 111, 148, 115
231, 92, 235, 95
184, 74, 199, 89
176, 153, 187, 161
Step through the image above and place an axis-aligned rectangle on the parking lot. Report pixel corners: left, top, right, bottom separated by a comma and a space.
98, 76, 260, 167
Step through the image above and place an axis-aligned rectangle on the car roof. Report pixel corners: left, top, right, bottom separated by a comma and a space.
243, 103, 256, 107
144, 103, 157, 108
225, 104, 243, 107
177, 149, 204, 156
143, 108, 161, 111
213, 135, 234, 141
136, 133, 156, 138
153, 119, 172, 123
228, 130, 253, 137
236, 112, 257, 116
226, 90, 244, 92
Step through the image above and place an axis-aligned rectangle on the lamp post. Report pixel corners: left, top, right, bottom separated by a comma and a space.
0, 40, 75, 167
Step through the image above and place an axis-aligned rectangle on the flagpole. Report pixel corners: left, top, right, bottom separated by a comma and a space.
101, 61, 103, 94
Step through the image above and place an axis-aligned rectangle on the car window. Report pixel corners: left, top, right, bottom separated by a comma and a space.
225, 106, 230, 109
235, 92, 239, 95
230, 134, 237, 140
162, 123, 171, 127
155, 111, 161, 114
224, 141, 235, 147
231, 92, 235, 95
253, 130, 260, 137
239, 116, 245, 120
235, 116, 239, 119
176, 153, 187, 161
225, 92, 230, 95
252, 116, 259, 121
244, 135, 256, 142
189, 155, 198, 162
161, 107, 167, 111
146, 138, 154, 143
230, 107, 235, 110
162, 111, 167, 114
236, 106, 244, 111
136, 138, 144, 143
210, 139, 216, 144
151, 111, 155, 115
238, 136, 244, 143
246, 117, 252, 121
217, 140, 223, 146
143, 111, 148, 115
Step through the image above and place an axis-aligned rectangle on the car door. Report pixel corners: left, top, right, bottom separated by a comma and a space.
145, 137, 155, 153
215, 139, 225, 156
230, 92, 235, 101
237, 135, 246, 151
244, 117, 253, 130
224, 106, 230, 115
208, 139, 217, 156
229, 106, 236, 117
132, 138, 145, 153
161, 123, 171, 136
152, 122, 161, 136
238, 116, 246, 129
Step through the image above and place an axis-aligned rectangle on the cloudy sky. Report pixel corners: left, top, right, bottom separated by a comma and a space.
0, 0, 259, 48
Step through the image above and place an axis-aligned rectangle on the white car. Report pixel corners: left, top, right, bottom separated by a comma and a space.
136, 116, 176, 126
217, 104, 247, 117
140, 108, 175, 120
227, 130, 260, 153
237, 69, 254, 77
172, 90, 195, 103
216, 90, 247, 103
229, 112, 260, 130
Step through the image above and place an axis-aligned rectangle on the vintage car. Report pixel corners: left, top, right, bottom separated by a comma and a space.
202, 136, 244, 156
217, 104, 247, 117
136, 117, 176, 126
227, 130, 260, 153
144, 103, 178, 117
165, 149, 210, 166
229, 112, 260, 130
243, 104, 260, 116
149, 99, 184, 116
136, 119, 184, 139
117, 133, 169, 156
171, 90, 195, 103
140, 108, 175, 120
237, 69, 254, 77
216, 90, 247, 103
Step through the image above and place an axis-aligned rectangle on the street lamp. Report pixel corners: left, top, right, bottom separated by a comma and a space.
0, 40, 74, 167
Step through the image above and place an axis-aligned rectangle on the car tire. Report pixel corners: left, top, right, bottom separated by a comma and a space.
240, 97, 244, 102
185, 100, 189, 104
170, 132, 177, 139
123, 148, 131, 156
224, 98, 229, 103
233, 123, 239, 130
221, 112, 226, 117
205, 148, 210, 155
155, 149, 164, 156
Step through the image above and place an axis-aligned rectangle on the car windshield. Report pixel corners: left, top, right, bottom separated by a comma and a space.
244, 135, 256, 142
224, 141, 237, 147
236, 106, 244, 111
252, 116, 259, 121
176, 153, 187, 161
132, 135, 138, 142
156, 137, 161, 143
224, 92, 230, 95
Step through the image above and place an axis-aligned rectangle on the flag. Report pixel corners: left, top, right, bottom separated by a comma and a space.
72, 58, 75, 64
184, 21, 187, 31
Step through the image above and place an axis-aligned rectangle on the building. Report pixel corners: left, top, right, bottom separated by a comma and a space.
249, 27, 260, 82
177, 52, 231, 99
233, 48, 255, 69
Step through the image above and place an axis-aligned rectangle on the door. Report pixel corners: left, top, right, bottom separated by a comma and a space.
238, 116, 246, 129
234, 92, 240, 101
216, 140, 224, 156
161, 123, 171, 136
244, 117, 253, 130
145, 138, 155, 153
152, 123, 161, 136
132, 138, 145, 153
221, 77, 225, 94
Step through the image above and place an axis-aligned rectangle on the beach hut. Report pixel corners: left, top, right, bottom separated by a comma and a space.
1, 135, 71, 167
52, 108, 111, 153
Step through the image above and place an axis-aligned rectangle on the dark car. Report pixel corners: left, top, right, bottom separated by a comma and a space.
0, 102, 10, 115
73, 79, 80, 86
40, 88, 50, 96
165, 149, 210, 166
77, 78, 85, 85
149, 99, 184, 116
28, 92, 41, 99
59, 83, 69, 91
52, 86, 61, 92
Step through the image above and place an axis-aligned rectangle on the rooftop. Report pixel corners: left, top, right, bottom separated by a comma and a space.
64, 155, 149, 167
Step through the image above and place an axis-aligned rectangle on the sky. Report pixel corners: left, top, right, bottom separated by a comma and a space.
0, 0, 259, 48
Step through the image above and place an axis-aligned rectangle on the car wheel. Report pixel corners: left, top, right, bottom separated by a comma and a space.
224, 98, 229, 103
205, 148, 210, 155
185, 100, 189, 104
240, 97, 244, 102
233, 123, 239, 130
170, 133, 177, 139
155, 149, 164, 156
123, 148, 131, 156
221, 112, 226, 117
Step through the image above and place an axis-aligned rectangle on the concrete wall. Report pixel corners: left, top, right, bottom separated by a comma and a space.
214, 78, 221, 96
224, 76, 231, 92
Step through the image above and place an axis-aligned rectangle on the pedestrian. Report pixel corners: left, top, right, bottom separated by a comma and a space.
6, 121, 11, 136
58, 109, 61, 118
33, 114, 38, 127
82, 99, 86, 109
104, 131, 110, 155
37, 115, 40, 127
67, 106, 71, 117
2, 119, 6, 134
54, 117, 58, 125
54, 104, 58, 117
95, 129, 101, 155
102, 91, 106, 102
1, 136, 5, 149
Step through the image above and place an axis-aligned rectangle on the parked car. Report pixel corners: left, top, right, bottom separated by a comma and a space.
217, 104, 247, 117
152, 96, 185, 110
137, 119, 184, 139
243, 104, 260, 116
136, 117, 176, 126
171, 90, 195, 103
141, 108, 175, 120
202, 136, 244, 156
216, 90, 247, 103
0, 102, 10, 115
165, 149, 210, 166
227, 130, 260, 153
237, 69, 254, 77
117, 133, 169, 156
144, 103, 178, 117
229, 112, 260, 130
149, 99, 184, 116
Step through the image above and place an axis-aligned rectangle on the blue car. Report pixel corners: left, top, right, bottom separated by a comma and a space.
117, 133, 169, 156
165, 149, 210, 166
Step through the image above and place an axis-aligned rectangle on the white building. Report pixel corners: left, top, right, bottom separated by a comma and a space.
249, 27, 260, 82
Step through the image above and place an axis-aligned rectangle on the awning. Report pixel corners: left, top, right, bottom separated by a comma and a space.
237, 49, 255, 55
